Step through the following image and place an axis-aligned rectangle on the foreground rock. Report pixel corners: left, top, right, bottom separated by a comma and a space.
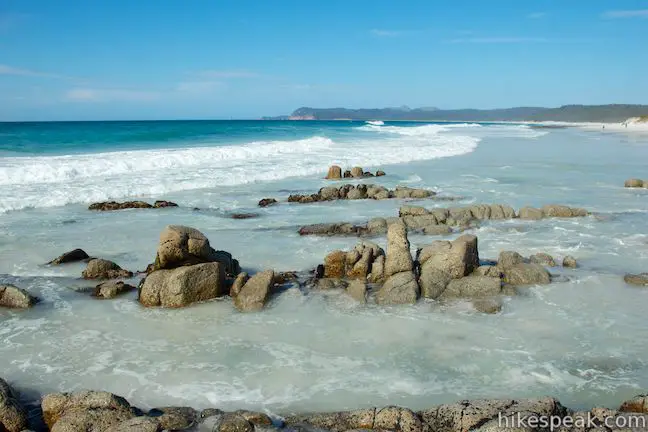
376, 223, 419, 304
624, 178, 648, 188
233, 270, 274, 312
81, 258, 133, 280
42, 390, 136, 431
139, 262, 226, 307
153, 225, 240, 276
288, 184, 435, 204
0, 285, 38, 309
624, 273, 648, 286
322, 241, 385, 282
93, 281, 136, 299
0, 378, 27, 432
47, 248, 90, 265
88, 200, 178, 211
496, 251, 551, 286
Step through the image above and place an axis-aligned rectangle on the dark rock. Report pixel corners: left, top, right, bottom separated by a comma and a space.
147, 406, 197, 430
258, 198, 278, 207
152, 200, 178, 208
343, 170, 353, 178
48, 248, 90, 265
88, 200, 154, 211
376, 170, 386, 176
229, 212, 260, 219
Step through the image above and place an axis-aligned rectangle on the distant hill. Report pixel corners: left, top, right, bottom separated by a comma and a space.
262, 104, 648, 123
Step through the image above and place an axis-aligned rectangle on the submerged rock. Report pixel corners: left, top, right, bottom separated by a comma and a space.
229, 212, 260, 219
82, 258, 133, 280
93, 281, 136, 299
346, 280, 367, 303
624, 273, 648, 286
139, 262, 226, 307
472, 297, 503, 314
48, 248, 90, 265
88, 200, 178, 211
0, 378, 28, 432
0, 285, 38, 309
529, 252, 557, 267
624, 178, 647, 188
258, 198, 278, 207
563, 255, 578, 268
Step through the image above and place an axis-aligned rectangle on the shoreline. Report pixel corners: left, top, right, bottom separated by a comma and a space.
3, 377, 648, 432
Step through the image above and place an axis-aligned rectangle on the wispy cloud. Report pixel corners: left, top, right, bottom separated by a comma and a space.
65, 88, 160, 102
193, 69, 260, 79
527, 12, 547, 19
602, 9, 648, 18
370, 29, 402, 37
449, 37, 550, 44
0, 64, 63, 78
176, 81, 226, 94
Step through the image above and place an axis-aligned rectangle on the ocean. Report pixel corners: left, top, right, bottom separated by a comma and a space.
1, 120, 648, 413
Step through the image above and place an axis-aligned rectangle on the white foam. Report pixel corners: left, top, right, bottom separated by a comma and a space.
0, 127, 479, 212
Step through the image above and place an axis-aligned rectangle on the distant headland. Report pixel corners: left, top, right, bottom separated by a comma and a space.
262, 104, 648, 123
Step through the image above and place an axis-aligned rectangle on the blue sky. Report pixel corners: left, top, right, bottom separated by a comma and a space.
1, 0, 647, 121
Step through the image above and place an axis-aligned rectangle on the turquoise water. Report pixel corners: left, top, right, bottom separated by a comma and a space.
1, 120, 648, 413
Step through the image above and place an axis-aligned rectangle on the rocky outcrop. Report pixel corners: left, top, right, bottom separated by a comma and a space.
288, 184, 435, 204
325, 165, 342, 179
152, 225, 240, 276
625, 178, 648, 188
258, 198, 278, 207
42, 390, 136, 431
0, 378, 27, 432
82, 258, 133, 280
233, 270, 274, 312
320, 242, 385, 282
497, 251, 551, 286
620, 394, 648, 413
47, 248, 90, 265
0, 285, 37, 309
417, 234, 481, 299
624, 273, 648, 286
376, 224, 419, 304
299, 203, 589, 238
93, 281, 136, 299
139, 262, 226, 307
88, 200, 178, 211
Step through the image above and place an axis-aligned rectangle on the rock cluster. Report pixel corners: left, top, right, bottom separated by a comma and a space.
88, 200, 178, 211
325, 165, 386, 179
624, 178, 648, 188
258, 198, 278, 207
317, 226, 563, 308
289, 184, 434, 204
299, 203, 590, 237
624, 273, 648, 286
7, 382, 646, 432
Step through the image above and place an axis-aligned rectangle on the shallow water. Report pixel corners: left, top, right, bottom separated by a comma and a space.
1, 121, 648, 413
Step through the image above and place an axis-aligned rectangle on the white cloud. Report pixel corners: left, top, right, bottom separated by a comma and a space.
602, 9, 648, 18
449, 37, 550, 44
193, 70, 259, 79
65, 88, 160, 102
370, 29, 402, 37
527, 12, 547, 19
